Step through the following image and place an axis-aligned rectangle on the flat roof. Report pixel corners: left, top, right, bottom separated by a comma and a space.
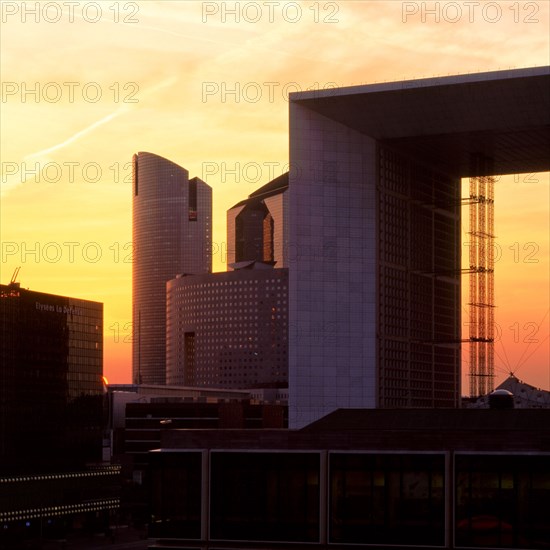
301, 408, 550, 433
159, 408, 550, 453
290, 66, 550, 177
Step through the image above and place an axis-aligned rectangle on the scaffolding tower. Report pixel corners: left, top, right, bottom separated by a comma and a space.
467, 173, 495, 397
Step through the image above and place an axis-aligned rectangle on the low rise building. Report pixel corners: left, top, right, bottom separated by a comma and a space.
147, 408, 550, 550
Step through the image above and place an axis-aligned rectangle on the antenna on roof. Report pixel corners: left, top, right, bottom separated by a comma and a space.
9, 266, 21, 287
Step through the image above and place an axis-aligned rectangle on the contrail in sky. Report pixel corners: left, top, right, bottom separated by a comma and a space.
24, 109, 125, 160
25, 77, 177, 161
0, 77, 177, 196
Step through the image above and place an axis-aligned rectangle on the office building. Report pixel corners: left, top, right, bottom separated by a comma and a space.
105, 383, 258, 464
0, 282, 104, 471
148, 408, 550, 549
132, 152, 212, 385
287, 67, 550, 427
227, 171, 289, 268
119, 400, 286, 471
166, 262, 288, 388
0, 467, 121, 547
0, 282, 120, 545
105, 385, 286, 530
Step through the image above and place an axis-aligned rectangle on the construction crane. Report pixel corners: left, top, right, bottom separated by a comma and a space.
465, 169, 495, 397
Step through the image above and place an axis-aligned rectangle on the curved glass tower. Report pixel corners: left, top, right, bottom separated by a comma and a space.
132, 152, 211, 385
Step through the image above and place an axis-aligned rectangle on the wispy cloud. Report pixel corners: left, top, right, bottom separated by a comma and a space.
26, 76, 177, 160
24, 109, 126, 161
1, 77, 177, 196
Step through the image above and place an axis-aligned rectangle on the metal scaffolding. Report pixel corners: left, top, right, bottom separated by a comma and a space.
467, 174, 495, 397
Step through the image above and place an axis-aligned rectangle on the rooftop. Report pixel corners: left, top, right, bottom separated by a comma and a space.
291, 66, 550, 177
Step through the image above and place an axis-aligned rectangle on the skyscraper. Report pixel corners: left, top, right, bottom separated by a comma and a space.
227, 172, 288, 268
132, 152, 212, 385
287, 67, 549, 428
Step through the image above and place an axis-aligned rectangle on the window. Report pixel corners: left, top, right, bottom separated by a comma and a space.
329, 453, 445, 546
210, 452, 320, 542
149, 452, 202, 539
456, 454, 550, 548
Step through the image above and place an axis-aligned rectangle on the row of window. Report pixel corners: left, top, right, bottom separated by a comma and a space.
175, 279, 286, 288
150, 452, 549, 548
174, 299, 286, 309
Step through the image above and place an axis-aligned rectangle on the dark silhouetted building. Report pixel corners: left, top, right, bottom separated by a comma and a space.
148, 408, 550, 549
227, 172, 288, 268
0, 283, 104, 472
0, 283, 120, 547
132, 152, 212, 385
121, 399, 286, 471
166, 262, 288, 387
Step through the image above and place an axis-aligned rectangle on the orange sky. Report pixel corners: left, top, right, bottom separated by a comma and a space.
1, 1, 549, 392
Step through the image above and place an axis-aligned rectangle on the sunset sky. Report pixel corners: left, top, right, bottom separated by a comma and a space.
1, 0, 548, 391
